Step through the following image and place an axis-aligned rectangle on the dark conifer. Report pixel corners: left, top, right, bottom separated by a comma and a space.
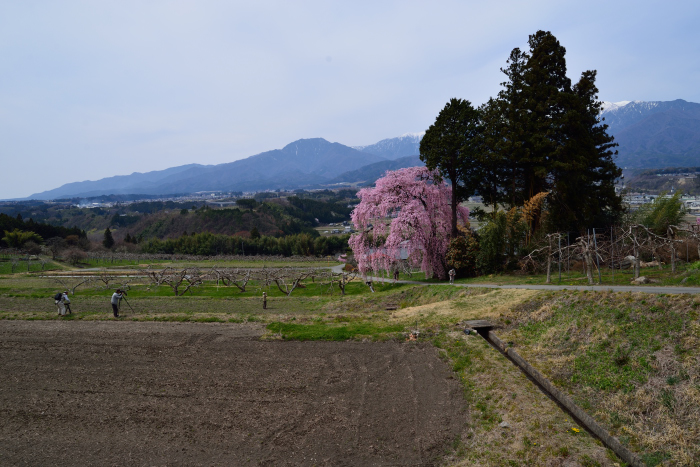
103, 228, 115, 249
482, 30, 623, 233
420, 98, 483, 238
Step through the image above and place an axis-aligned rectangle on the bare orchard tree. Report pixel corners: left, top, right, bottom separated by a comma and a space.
269, 267, 318, 296
148, 267, 205, 296
319, 269, 359, 296
520, 224, 685, 284
44, 237, 66, 260
145, 265, 169, 288
210, 267, 252, 292
95, 269, 117, 288
255, 266, 277, 291
51, 275, 93, 295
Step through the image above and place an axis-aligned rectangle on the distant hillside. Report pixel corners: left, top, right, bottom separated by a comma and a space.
601, 99, 700, 169
625, 167, 700, 194
1, 192, 357, 243
353, 133, 423, 160
329, 155, 424, 185
29, 139, 384, 199
29, 164, 209, 200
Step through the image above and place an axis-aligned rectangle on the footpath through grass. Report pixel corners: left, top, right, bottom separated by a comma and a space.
399, 261, 700, 288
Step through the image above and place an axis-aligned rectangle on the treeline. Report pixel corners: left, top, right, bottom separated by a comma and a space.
0, 213, 85, 247
285, 196, 353, 225
142, 231, 350, 257
421, 30, 622, 236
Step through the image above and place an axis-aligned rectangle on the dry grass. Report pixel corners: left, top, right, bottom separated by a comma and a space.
390, 288, 537, 323
435, 332, 616, 466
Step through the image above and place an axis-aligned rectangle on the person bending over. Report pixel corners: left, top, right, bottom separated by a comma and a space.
111, 289, 126, 318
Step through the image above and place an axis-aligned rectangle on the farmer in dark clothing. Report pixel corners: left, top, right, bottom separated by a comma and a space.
111, 289, 125, 318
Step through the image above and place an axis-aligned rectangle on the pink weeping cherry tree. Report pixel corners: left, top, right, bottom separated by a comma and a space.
349, 166, 469, 280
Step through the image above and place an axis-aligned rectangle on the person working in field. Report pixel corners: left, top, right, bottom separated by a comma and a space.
110, 289, 126, 318
62, 291, 72, 314
54, 291, 66, 316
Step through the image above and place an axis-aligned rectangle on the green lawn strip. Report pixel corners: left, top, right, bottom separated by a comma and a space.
390, 262, 700, 288
0, 260, 62, 274
0, 276, 410, 300
265, 321, 405, 341
79, 258, 342, 269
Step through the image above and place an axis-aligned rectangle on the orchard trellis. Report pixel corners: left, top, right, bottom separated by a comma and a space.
520, 222, 700, 284
143, 265, 362, 296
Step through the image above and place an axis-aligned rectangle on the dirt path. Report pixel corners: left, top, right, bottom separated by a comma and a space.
0, 321, 466, 466
370, 274, 700, 295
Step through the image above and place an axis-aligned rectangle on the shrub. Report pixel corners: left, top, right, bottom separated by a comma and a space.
446, 228, 480, 277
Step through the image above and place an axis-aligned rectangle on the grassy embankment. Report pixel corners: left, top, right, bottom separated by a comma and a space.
1, 261, 698, 465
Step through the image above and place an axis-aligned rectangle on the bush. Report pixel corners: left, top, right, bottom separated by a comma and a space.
446, 229, 480, 277
66, 248, 87, 265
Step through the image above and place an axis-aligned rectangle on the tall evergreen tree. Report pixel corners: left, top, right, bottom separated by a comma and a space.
103, 228, 115, 249
549, 70, 622, 231
420, 98, 483, 238
482, 30, 623, 233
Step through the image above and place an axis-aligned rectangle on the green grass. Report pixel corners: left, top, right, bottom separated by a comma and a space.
0, 278, 403, 300
498, 291, 700, 465
78, 258, 342, 269
510, 293, 693, 392
265, 322, 405, 340
0, 260, 61, 274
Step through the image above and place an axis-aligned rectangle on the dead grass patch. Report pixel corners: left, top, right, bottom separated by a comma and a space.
434, 332, 615, 466
391, 289, 536, 323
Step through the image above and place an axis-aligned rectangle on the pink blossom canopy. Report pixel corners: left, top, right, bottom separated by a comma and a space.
348, 166, 468, 280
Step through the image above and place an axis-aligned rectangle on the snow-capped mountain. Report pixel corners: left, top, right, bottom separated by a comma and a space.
600, 99, 700, 168
353, 132, 424, 160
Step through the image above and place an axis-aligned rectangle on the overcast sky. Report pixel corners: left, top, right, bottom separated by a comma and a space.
1, 1, 699, 199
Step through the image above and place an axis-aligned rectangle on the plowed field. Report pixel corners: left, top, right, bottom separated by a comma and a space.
0, 321, 466, 466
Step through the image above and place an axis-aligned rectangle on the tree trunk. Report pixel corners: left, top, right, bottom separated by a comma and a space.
546, 237, 552, 284
667, 227, 676, 273
584, 247, 594, 285
632, 229, 640, 279
672, 248, 676, 273
451, 181, 458, 239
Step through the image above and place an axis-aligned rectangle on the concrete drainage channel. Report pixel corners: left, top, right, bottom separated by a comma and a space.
465, 320, 643, 467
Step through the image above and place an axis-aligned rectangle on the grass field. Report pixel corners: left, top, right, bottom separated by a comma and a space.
0, 259, 63, 274
395, 261, 700, 288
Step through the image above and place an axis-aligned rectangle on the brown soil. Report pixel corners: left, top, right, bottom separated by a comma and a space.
0, 321, 466, 466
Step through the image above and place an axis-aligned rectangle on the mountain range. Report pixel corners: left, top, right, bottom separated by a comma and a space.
26, 100, 700, 200
600, 99, 700, 168
28, 135, 424, 200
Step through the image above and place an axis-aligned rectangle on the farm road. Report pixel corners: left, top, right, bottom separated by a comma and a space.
0, 320, 465, 466
369, 273, 700, 295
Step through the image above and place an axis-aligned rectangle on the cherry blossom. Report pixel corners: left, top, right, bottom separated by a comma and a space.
349, 167, 468, 280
